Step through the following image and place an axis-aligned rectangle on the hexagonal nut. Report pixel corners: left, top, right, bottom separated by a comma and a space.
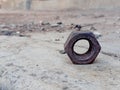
64, 31, 101, 64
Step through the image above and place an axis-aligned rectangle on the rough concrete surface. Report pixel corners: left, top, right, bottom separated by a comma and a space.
0, 10, 120, 90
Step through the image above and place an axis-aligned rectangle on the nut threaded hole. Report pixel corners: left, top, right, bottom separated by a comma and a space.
74, 39, 90, 54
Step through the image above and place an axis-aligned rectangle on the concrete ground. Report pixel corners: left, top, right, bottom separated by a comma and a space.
0, 10, 120, 90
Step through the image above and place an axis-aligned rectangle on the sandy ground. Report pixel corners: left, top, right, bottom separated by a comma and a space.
0, 10, 120, 90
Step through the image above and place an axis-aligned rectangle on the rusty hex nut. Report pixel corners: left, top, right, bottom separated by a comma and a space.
64, 31, 101, 64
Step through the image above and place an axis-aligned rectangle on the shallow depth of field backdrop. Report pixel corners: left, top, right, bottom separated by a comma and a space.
0, 0, 120, 10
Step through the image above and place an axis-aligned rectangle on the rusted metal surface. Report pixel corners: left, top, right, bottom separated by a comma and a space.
64, 31, 101, 64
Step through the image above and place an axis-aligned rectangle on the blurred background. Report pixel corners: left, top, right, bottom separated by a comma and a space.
0, 0, 120, 10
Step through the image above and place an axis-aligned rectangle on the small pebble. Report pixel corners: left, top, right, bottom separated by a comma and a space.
59, 50, 66, 54
16, 31, 20, 34
93, 31, 102, 39
41, 27, 45, 31
51, 24, 59, 27
41, 21, 50, 25
57, 22, 62, 25
90, 26, 97, 31
55, 39, 60, 41
74, 25, 82, 30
